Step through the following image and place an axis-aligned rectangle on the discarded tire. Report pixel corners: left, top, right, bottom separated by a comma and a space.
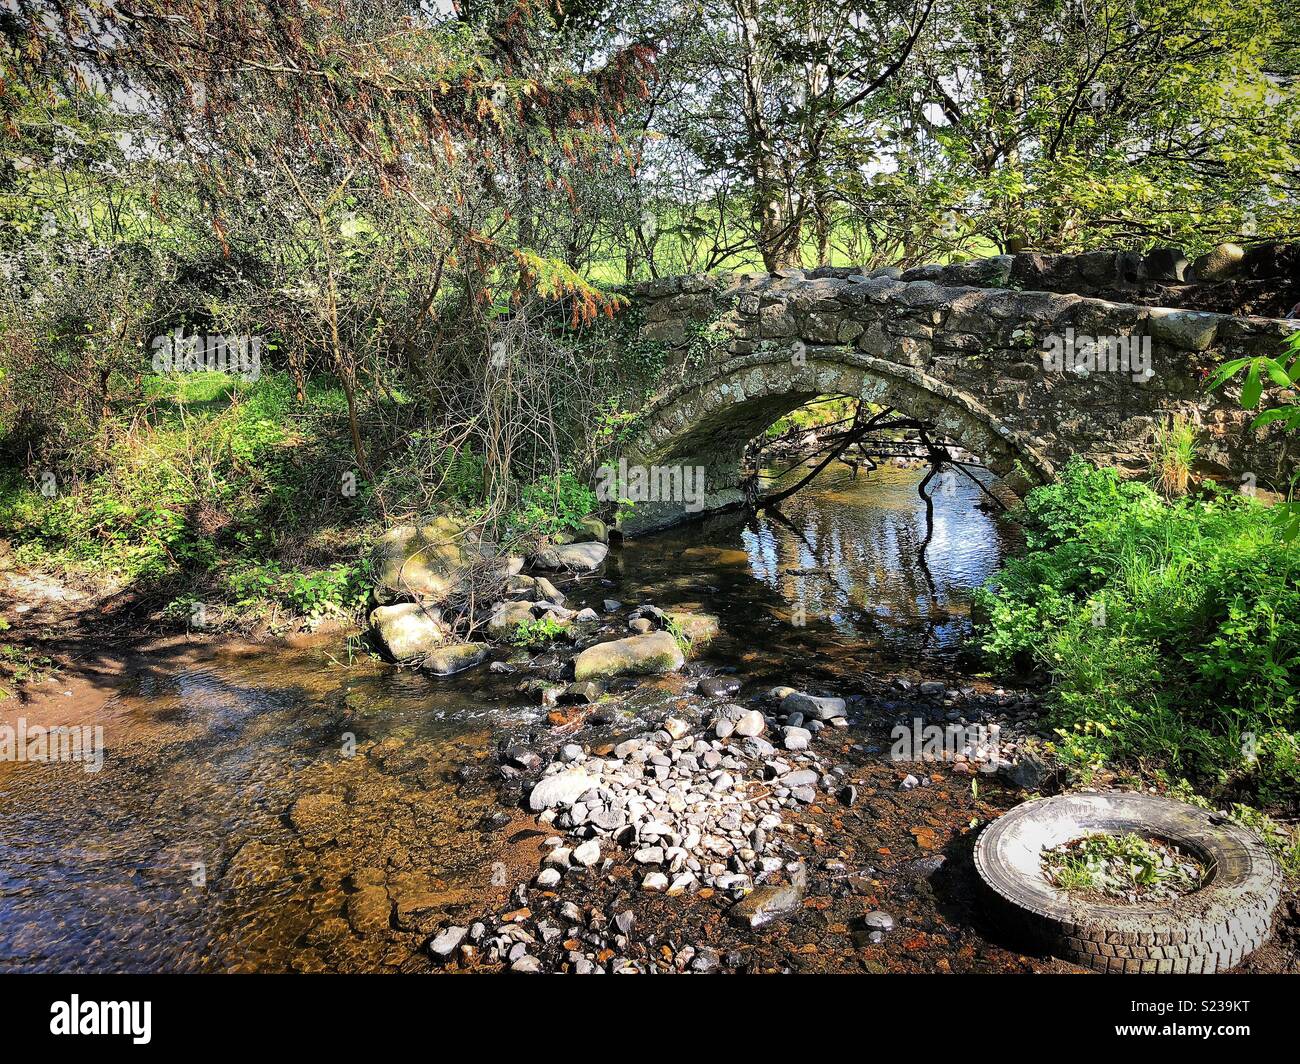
974, 792, 1280, 973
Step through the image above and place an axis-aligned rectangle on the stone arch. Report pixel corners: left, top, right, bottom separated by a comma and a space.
619, 348, 1055, 534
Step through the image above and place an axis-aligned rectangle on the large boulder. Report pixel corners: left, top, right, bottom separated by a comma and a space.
421, 643, 489, 676
368, 602, 446, 662
531, 541, 609, 572
372, 519, 473, 604
572, 631, 685, 682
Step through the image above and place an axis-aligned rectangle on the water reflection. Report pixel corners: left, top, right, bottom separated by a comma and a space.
612, 463, 1018, 669
0, 463, 1016, 972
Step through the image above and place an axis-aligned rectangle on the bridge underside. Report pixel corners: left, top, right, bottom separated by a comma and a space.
619, 351, 1051, 535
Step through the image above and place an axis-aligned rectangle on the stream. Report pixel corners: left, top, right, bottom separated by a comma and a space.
0, 464, 1020, 973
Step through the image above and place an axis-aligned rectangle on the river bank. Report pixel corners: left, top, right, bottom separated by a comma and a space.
2, 465, 1296, 974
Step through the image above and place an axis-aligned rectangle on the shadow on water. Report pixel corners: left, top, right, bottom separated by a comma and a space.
0, 463, 1018, 972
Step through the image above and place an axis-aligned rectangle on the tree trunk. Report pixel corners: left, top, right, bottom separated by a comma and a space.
734, 0, 800, 271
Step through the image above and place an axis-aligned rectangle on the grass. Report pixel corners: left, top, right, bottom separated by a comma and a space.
1, 368, 612, 634
0, 371, 388, 630
1151, 414, 1197, 497
977, 458, 1300, 815
582, 206, 1001, 284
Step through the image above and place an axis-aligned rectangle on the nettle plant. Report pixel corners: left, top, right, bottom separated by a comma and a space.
1209, 328, 1300, 539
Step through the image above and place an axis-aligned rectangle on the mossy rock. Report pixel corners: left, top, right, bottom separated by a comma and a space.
572, 631, 685, 682
1191, 242, 1245, 283
666, 610, 720, 649
420, 643, 489, 676
372, 518, 472, 604
368, 602, 447, 662
577, 516, 609, 543
486, 600, 540, 636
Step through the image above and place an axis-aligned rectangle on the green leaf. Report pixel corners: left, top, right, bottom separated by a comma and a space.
1251, 406, 1300, 431
1242, 362, 1263, 410
1204, 357, 1252, 392
1264, 359, 1293, 389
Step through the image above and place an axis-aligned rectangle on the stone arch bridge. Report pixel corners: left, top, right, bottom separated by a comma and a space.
613, 250, 1298, 533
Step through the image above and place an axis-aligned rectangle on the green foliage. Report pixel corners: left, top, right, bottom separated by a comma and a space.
221, 560, 371, 620
1042, 832, 1203, 897
1208, 328, 1300, 540
510, 614, 568, 646
664, 615, 690, 655
1207, 330, 1300, 431
0, 371, 381, 626
1169, 781, 1300, 878
505, 472, 598, 540
767, 397, 858, 438
978, 459, 1300, 809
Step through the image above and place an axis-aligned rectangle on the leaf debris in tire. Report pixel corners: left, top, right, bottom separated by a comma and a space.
1041, 831, 1204, 903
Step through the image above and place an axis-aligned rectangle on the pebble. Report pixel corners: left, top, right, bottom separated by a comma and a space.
727, 865, 806, 928
482, 668, 961, 971
782, 769, 818, 787
572, 840, 601, 867
528, 770, 600, 811
782, 726, 812, 751
664, 717, 690, 740
429, 925, 467, 960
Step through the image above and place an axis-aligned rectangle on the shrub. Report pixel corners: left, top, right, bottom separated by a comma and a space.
505, 471, 597, 540
977, 458, 1300, 810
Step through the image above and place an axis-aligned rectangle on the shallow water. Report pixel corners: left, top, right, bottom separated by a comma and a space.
0, 464, 1017, 972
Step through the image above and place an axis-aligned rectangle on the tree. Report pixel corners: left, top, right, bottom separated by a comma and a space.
1, 0, 655, 518
650, 0, 934, 270
890, 0, 1299, 253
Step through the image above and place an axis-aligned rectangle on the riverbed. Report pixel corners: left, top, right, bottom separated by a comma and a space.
0, 465, 1028, 973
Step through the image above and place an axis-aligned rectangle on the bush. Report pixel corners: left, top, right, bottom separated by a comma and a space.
504, 471, 597, 540
977, 458, 1300, 810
